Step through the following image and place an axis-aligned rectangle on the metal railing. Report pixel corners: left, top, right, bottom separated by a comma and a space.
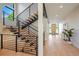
17, 35, 38, 55
16, 3, 38, 36
17, 20, 38, 36
0, 3, 38, 56
0, 34, 18, 51
43, 3, 48, 18
0, 34, 38, 55
17, 4, 33, 17
17, 3, 38, 22
15, 3, 38, 55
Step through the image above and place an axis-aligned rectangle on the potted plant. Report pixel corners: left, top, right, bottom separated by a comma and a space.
63, 28, 74, 43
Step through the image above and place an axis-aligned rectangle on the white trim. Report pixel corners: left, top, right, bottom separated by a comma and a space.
38, 3, 43, 56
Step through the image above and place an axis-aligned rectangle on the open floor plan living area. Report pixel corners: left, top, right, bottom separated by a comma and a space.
43, 3, 79, 56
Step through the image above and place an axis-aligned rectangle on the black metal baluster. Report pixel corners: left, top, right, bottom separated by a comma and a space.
36, 36, 38, 56
16, 35, 18, 52
1, 34, 3, 49
17, 19, 20, 37
28, 26, 30, 35
3, 11, 5, 25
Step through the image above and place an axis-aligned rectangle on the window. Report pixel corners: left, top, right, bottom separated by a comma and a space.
2, 4, 14, 25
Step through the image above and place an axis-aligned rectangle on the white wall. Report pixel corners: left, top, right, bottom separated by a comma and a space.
16, 3, 31, 15
38, 3, 43, 56
64, 6, 79, 48
43, 17, 49, 40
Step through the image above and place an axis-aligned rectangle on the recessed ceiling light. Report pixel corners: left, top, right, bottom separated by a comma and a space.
56, 14, 58, 17
59, 5, 63, 8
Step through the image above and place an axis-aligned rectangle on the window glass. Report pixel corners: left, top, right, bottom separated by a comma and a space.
2, 4, 14, 25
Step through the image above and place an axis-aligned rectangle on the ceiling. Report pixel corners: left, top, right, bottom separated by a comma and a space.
45, 3, 79, 23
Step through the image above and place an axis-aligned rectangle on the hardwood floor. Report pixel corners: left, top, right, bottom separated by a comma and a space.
0, 49, 34, 56
44, 34, 79, 56
0, 28, 34, 56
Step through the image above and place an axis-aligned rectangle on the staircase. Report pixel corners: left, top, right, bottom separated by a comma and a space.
21, 13, 38, 29
15, 3, 38, 55
0, 3, 38, 56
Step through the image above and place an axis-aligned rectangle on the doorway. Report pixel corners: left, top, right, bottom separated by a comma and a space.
49, 23, 63, 35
